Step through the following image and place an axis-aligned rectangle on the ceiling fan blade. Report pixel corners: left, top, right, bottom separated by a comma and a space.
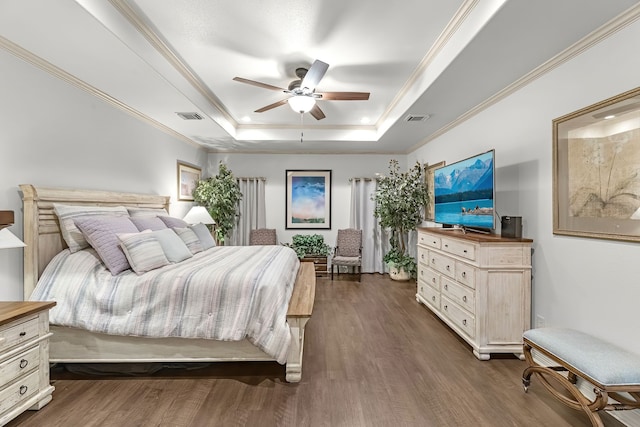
254, 98, 289, 113
309, 104, 326, 121
233, 77, 286, 92
318, 92, 370, 101
301, 60, 329, 91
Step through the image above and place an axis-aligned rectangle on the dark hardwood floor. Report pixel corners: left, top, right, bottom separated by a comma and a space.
8, 274, 625, 426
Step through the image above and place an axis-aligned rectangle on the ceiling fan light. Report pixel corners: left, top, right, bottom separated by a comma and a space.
288, 96, 316, 113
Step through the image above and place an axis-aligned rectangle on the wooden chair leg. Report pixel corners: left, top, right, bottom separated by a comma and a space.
331, 264, 334, 280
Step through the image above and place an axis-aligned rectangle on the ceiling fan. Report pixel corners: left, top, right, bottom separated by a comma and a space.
233, 59, 370, 120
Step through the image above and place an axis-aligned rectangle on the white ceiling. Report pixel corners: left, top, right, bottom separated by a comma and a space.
0, 0, 638, 154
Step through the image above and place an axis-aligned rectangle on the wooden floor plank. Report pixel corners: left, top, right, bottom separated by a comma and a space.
7, 274, 627, 427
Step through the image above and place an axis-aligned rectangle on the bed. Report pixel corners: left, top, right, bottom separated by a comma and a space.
20, 184, 315, 382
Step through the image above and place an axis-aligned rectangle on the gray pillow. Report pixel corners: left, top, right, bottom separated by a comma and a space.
189, 223, 216, 250
127, 207, 169, 218
151, 228, 193, 263
54, 204, 129, 252
173, 227, 204, 254
74, 216, 138, 275
117, 232, 170, 274
159, 216, 188, 228
131, 216, 167, 231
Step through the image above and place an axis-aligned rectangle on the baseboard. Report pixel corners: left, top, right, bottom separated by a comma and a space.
532, 351, 640, 426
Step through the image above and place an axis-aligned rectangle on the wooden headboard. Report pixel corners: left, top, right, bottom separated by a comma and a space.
20, 185, 171, 300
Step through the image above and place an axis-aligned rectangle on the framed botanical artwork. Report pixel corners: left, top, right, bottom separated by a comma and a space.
177, 161, 201, 201
285, 170, 331, 229
553, 86, 640, 242
424, 161, 445, 221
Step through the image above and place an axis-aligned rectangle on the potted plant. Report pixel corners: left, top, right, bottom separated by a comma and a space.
284, 234, 331, 258
373, 159, 428, 280
192, 162, 243, 245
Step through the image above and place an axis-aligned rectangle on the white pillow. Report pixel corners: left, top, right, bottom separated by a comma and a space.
117, 231, 170, 274
151, 228, 193, 263
127, 207, 169, 218
173, 227, 204, 254
54, 204, 129, 252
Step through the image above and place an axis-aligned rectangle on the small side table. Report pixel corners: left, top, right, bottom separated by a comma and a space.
0, 301, 56, 425
302, 255, 328, 277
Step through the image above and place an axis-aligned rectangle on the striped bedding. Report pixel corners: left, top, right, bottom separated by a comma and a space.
30, 245, 300, 364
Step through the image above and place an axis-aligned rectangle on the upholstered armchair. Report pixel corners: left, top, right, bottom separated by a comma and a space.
331, 228, 362, 281
249, 228, 277, 245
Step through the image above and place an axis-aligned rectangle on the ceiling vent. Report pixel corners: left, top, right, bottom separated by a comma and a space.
404, 114, 430, 122
176, 112, 204, 120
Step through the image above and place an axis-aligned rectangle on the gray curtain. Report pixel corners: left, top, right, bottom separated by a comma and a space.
349, 178, 389, 273
229, 177, 266, 246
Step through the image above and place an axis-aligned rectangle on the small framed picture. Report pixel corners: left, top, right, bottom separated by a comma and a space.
286, 170, 331, 229
177, 161, 201, 201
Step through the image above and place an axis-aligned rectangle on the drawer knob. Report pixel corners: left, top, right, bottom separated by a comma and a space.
432, 240, 436, 244
432, 277, 436, 283
462, 296, 467, 303
444, 284, 448, 290
19, 331, 26, 337
19, 385, 28, 395
444, 305, 448, 310
19, 359, 28, 369
463, 319, 467, 326
432, 296, 436, 302
421, 253, 424, 259
463, 249, 467, 253
444, 244, 448, 248
461, 272, 466, 278
446, 265, 450, 271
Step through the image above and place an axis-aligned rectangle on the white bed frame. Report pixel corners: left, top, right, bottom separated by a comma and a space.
20, 184, 315, 382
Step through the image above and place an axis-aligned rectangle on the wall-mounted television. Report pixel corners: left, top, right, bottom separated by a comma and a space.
433, 150, 495, 231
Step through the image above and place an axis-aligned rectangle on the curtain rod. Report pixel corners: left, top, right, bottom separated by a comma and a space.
236, 177, 266, 181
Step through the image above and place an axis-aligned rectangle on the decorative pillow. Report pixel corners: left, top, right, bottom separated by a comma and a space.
173, 227, 204, 254
189, 223, 216, 250
127, 207, 169, 218
151, 228, 193, 263
117, 232, 170, 274
74, 216, 138, 275
159, 216, 188, 228
130, 216, 167, 232
54, 204, 129, 253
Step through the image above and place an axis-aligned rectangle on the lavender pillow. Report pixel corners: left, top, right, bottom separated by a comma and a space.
74, 216, 139, 275
130, 216, 167, 232
159, 216, 188, 228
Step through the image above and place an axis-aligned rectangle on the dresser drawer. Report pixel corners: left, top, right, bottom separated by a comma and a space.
441, 238, 476, 261
419, 232, 441, 249
421, 283, 440, 310
418, 266, 440, 291
441, 276, 475, 314
417, 247, 429, 266
455, 261, 476, 289
0, 346, 39, 388
0, 317, 39, 353
441, 296, 475, 339
0, 369, 39, 415
429, 252, 455, 279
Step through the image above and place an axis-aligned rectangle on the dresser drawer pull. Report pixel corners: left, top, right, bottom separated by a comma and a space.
444, 284, 448, 290
463, 249, 467, 253
444, 244, 448, 248
432, 240, 437, 245
19, 331, 27, 337
432, 296, 436, 302
420, 253, 425, 260
444, 305, 448, 310
463, 319, 467, 326
462, 296, 467, 303
420, 286, 424, 293
446, 265, 450, 271
432, 277, 436, 283
19, 385, 28, 395
20, 359, 29, 369
461, 272, 466, 278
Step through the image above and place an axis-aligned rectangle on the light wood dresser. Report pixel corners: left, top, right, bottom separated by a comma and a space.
416, 227, 532, 360
0, 301, 56, 425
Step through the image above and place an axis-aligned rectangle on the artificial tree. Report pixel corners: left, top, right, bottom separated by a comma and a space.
372, 159, 428, 279
192, 162, 242, 244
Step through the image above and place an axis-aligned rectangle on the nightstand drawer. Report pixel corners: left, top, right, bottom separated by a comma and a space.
0, 346, 39, 388
0, 369, 39, 415
0, 317, 39, 353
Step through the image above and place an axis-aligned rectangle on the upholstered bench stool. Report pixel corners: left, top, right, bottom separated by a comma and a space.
522, 328, 640, 427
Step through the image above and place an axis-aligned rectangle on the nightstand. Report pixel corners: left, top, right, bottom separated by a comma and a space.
0, 301, 56, 425
302, 255, 328, 277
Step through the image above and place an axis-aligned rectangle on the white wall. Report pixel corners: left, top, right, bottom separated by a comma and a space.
0, 49, 206, 301
409, 19, 640, 354
207, 153, 401, 247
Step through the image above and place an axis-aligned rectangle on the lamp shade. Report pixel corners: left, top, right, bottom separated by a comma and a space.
0, 228, 26, 249
183, 206, 215, 225
288, 95, 316, 113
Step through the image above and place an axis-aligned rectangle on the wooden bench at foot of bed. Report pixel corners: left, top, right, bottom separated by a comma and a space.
522, 328, 640, 427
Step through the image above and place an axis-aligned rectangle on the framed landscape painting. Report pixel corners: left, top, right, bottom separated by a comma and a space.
286, 170, 331, 229
177, 161, 201, 201
553, 86, 640, 242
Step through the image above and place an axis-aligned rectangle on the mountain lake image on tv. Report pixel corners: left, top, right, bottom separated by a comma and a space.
434, 150, 495, 230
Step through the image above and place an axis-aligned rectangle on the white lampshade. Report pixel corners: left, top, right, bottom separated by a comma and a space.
288, 95, 316, 113
0, 228, 26, 249
183, 206, 215, 225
